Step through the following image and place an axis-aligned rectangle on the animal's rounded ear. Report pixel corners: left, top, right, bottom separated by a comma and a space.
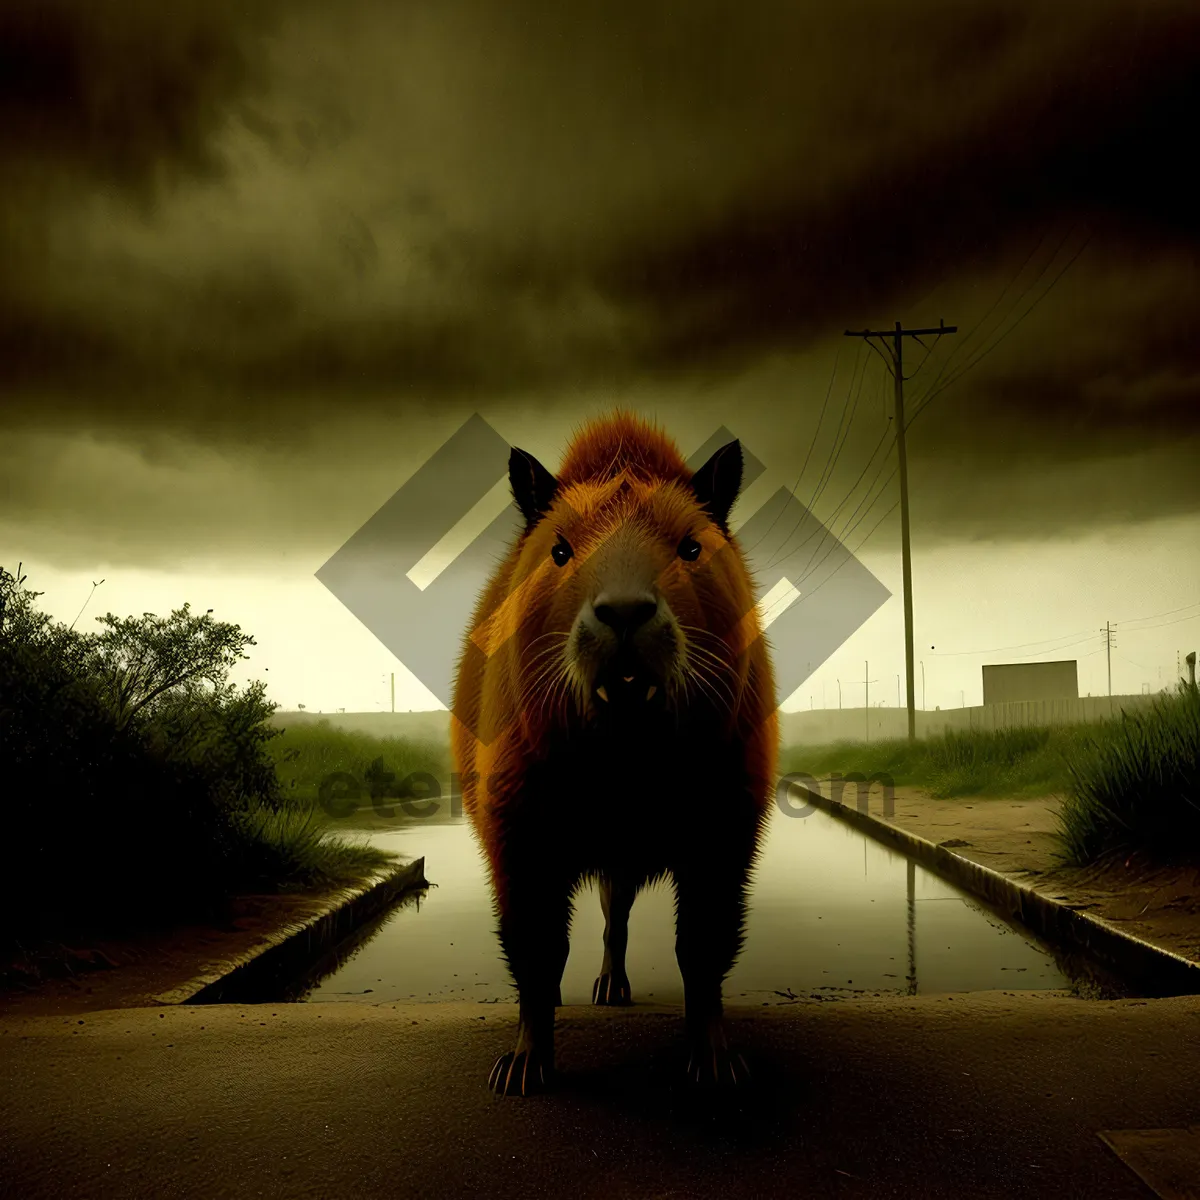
690, 439, 742, 533
509, 446, 559, 530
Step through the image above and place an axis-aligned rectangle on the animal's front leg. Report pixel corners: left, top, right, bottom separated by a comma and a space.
593, 873, 636, 1005
489, 869, 572, 1097
673, 853, 754, 1088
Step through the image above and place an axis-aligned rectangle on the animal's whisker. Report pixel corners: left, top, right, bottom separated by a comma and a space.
682, 662, 734, 716
519, 651, 572, 717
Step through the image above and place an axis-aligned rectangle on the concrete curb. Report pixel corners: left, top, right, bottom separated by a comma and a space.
152, 857, 430, 1006
781, 780, 1200, 998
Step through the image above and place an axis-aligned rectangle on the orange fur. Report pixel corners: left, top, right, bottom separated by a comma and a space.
452, 408, 778, 909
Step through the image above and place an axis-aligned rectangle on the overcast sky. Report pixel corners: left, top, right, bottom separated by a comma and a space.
2, 0, 1197, 713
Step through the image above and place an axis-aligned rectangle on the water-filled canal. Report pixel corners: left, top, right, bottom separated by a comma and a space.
292, 804, 1076, 1006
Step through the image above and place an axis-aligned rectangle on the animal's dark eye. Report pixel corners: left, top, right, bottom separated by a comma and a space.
551, 538, 573, 567
678, 535, 702, 562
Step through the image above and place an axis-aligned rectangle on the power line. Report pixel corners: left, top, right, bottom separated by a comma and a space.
1118, 611, 1200, 633
908, 224, 1077, 406
785, 422, 895, 581
791, 460, 899, 591
761, 421, 895, 574
903, 228, 1055, 389
758, 345, 871, 571
907, 226, 1068, 400
1117, 599, 1200, 627
763, 489, 903, 627
1116, 651, 1155, 672
905, 230, 1092, 435
803, 347, 872, 520
749, 345, 864, 560
794, 496, 901, 599
764, 358, 900, 578
741, 342, 847, 556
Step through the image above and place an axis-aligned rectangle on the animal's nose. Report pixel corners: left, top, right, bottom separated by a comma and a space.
592, 592, 658, 638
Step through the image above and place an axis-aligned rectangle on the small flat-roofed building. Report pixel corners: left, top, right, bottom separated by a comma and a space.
982, 660, 1079, 705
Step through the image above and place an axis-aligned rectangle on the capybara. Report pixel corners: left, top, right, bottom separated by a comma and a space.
451, 410, 778, 1096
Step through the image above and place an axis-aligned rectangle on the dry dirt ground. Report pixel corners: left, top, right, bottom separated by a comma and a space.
0, 888, 348, 1020
832, 783, 1200, 966
3, 994, 1200, 1199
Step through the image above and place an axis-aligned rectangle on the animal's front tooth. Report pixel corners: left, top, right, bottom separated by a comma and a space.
646, 685, 657, 700
596, 686, 609, 702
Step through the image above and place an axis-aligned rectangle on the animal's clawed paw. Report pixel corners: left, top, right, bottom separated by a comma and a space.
488, 1049, 555, 1097
685, 1044, 752, 1089
592, 972, 633, 1006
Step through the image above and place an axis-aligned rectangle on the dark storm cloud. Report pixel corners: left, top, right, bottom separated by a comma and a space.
0, 0, 278, 191
599, 7, 1200, 363
1, 0, 1199, 554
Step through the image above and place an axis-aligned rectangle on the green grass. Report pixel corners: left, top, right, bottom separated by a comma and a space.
229, 805, 399, 892
1056, 683, 1200, 866
265, 719, 450, 811
781, 723, 1074, 800
780, 684, 1200, 867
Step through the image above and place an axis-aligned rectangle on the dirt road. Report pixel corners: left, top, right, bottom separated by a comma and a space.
3, 993, 1198, 1198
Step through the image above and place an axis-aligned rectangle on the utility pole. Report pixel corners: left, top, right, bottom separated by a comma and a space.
865, 660, 879, 742
837, 678, 842, 709
1101, 623, 1116, 696
845, 319, 957, 743
921, 660, 926, 710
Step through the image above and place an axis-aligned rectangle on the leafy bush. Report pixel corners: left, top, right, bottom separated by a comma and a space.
0, 563, 397, 949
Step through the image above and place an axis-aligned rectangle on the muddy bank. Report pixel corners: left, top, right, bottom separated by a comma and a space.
0, 860, 428, 1020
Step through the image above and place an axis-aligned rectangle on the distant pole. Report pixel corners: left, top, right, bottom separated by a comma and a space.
960, 689, 965, 708
864, 661, 879, 741
391, 672, 395, 714
837, 679, 842, 709
1104, 622, 1113, 696
921, 660, 926, 710
845, 318, 957, 743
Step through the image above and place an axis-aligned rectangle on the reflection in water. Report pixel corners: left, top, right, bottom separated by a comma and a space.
286, 806, 1104, 1006
907, 859, 917, 997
